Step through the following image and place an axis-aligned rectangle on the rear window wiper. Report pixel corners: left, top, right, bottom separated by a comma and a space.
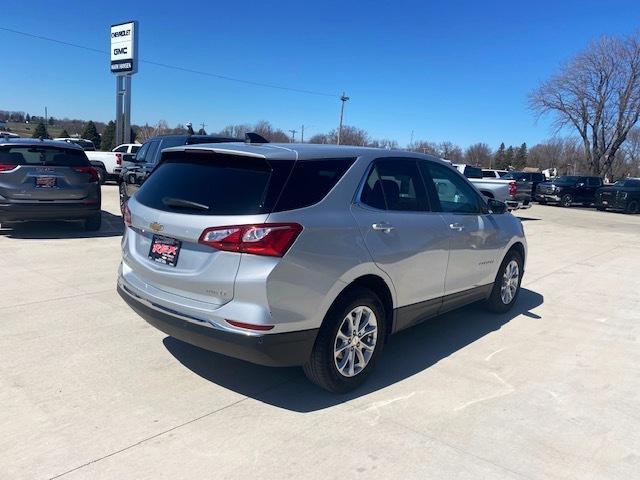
162, 197, 210, 211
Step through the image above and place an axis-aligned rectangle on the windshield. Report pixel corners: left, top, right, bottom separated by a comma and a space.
553, 175, 580, 184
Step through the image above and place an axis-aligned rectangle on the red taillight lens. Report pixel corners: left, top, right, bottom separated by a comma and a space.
73, 166, 99, 183
508, 181, 517, 197
123, 202, 132, 227
115, 153, 122, 165
0, 164, 17, 172
199, 223, 303, 257
225, 319, 274, 331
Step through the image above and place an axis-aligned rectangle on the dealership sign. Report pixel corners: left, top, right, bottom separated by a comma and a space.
110, 21, 138, 75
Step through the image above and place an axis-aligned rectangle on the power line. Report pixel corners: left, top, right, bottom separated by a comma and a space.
0, 26, 338, 98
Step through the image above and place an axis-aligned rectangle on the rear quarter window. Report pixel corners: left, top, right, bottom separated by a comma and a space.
273, 158, 355, 212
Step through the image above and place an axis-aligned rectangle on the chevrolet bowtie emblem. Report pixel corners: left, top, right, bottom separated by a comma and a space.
150, 222, 164, 232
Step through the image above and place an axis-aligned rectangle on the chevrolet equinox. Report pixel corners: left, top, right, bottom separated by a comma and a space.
118, 143, 527, 393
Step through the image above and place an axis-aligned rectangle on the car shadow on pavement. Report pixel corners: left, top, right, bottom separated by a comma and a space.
0, 211, 123, 239
163, 288, 544, 412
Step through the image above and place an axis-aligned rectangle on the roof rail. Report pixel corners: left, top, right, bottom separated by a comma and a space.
245, 132, 269, 144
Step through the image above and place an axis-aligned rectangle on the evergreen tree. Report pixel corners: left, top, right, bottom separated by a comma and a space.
48, 116, 55, 126
26, 113, 31, 122
505, 146, 515, 168
101, 121, 116, 151
81, 121, 101, 149
494, 142, 507, 169
32, 121, 49, 139
60, 129, 70, 138
514, 142, 528, 169
197, 128, 207, 135
130, 128, 137, 143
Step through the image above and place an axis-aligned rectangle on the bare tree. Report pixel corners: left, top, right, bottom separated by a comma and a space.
308, 133, 330, 144
438, 141, 464, 162
529, 32, 640, 177
464, 142, 492, 166
368, 138, 398, 149
407, 140, 439, 156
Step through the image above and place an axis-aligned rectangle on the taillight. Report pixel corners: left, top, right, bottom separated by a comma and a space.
199, 223, 303, 257
508, 181, 517, 197
115, 153, 122, 166
123, 202, 132, 227
73, 166, 99, 183
0, 164, 17, 172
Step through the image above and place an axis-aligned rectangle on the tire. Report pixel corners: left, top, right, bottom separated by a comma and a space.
560, 194, 573, 207
485, 250, 524, 313
303, 287, 387, 393
596, 206, 606, 211
85, 212, 102, 231
96, 168, 106, 185
119, 183, 128, 214
538, 199, 547, 205
626, 201, 639, 214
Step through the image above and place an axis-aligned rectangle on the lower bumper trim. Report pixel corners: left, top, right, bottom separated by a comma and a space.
117, 285, 318, 367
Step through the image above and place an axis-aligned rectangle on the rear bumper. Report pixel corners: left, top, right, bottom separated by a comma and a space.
0, 201, 100, 221
117, 284, 318, 367
505, 197, 531, 210
595, 197, 625, 210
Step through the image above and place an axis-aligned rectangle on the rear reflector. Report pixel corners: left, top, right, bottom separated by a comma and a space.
225, 319, 274, 331
0, 164, 17, 172
508, 181, 517, 197
73, 166, 99, 183
199, 223, 302, 257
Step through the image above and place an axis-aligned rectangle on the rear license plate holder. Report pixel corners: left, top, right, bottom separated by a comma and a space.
149, 235, 182, 267
35, 176, 57, 188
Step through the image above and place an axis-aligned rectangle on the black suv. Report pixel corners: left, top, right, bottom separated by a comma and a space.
595, 178, 640, 214
535, 175, 603, 207
118, 134, 246, 210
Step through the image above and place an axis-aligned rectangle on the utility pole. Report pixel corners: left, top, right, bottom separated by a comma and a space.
300, 125, 304, 143
289, 129, 297, 143
44, 106, 48, 137
200, 122, 207, 133
410, 130, 414, 146
337, 92, 349, 145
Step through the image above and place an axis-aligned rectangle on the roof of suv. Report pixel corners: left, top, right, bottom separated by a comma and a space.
0, 138, 84, 149
148, 134, 243, 143
163, 142, 446, 162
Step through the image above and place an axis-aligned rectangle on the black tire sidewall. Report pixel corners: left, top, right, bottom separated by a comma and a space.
561, 194, 572, 207
626, 201, 639, 214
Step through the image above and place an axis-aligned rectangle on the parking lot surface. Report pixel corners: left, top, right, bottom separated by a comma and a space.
1, 184, 639, 479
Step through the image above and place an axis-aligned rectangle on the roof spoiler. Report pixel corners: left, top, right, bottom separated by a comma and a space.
245, 132, 269, 144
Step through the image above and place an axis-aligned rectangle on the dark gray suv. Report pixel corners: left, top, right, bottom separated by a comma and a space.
0, 138, 101, 230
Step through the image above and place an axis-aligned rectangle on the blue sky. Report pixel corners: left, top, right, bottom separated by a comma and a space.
1, 0, 639, 148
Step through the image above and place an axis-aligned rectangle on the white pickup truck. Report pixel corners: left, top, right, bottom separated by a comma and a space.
54, 139, 139, 183
453, 164, 531, 210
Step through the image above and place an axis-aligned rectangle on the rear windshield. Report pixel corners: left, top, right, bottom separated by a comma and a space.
0, 146, 90, 167
554, 175, 580, 184
502, 172, 525, 180
134, 153, 354, 215
462, 165, 482, 179
135, 152, 293, 215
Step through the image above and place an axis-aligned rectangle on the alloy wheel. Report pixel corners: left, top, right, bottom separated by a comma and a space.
500, 260, 519, 304
333, 306, 378, 377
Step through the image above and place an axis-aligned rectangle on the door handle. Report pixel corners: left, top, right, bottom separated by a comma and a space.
372, 223, 395, 233
449, 223, 464, 232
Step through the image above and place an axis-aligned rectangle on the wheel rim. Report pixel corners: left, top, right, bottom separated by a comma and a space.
333, 306, 378, 378
562, 195, 572, 207
500, 260, 520, 305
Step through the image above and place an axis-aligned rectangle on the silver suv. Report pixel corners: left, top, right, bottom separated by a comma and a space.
118, 144, 526, 393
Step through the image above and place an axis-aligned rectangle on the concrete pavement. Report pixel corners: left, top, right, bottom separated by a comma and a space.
1, 185, 639, 479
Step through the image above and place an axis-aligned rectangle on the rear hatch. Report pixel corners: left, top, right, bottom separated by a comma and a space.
0, 145, 94, 201
122, 149, 296, 307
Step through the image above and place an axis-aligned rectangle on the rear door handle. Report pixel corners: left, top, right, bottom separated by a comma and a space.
372, 223, 395, 233
449, 223, 464, 232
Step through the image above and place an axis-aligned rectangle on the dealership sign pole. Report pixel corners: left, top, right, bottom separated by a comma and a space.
111, 21, 138, 145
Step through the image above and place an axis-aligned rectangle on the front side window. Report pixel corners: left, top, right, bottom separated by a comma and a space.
587, 177, 602, 187
422, 162, 482, 214
361, 159, 429, 212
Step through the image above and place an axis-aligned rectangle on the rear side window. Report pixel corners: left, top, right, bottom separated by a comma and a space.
463, 165, 482, 179
135, 152, 293, 215
273, 158, 355, 212
361, 159, 429, 212
0, 146, 89, 167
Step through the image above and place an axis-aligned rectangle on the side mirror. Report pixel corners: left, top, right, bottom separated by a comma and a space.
577, 182, 585, 187
487, 198, 507, 214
